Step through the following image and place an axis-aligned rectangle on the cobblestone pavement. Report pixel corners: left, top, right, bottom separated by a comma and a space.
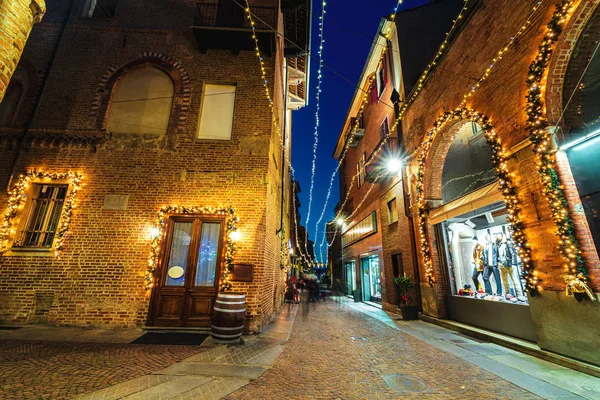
0, 340, 208, 399
226, 301, 541, 400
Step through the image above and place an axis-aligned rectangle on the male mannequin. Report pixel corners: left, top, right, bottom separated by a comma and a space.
482, 233, 503, 295
504, 238, 524, 297
471, 237, 484, 291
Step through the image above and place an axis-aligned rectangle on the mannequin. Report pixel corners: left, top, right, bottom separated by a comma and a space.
504, 237, 525, 297
471, 237, 484, 291
482, 233, 503, 295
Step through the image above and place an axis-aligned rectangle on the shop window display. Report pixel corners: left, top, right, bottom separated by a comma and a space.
361, 254, 381, 303
439, 202, 528, 304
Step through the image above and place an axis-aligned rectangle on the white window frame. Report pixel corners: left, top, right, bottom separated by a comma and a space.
197, 82, 237, 141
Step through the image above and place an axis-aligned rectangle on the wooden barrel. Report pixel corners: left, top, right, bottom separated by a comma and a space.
211, 292, 246, 344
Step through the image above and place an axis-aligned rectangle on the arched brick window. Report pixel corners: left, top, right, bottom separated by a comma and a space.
92, 53, 191, 143
105, 66, 174, 136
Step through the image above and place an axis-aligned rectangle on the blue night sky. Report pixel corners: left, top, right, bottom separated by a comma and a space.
291, 0, 430, 262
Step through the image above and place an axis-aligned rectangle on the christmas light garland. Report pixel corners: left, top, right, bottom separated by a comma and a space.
145, 206, 239, 292
414, 108, 538, 295
326, 0, 472, 249
525, 0, 595, 295
0, 171, 83, 257
314, 0, 404, 263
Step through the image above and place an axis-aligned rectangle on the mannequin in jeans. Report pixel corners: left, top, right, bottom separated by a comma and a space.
500, 237, 524, 297
481, 234, 503, 295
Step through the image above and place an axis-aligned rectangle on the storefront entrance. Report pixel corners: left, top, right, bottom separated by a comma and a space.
427, 121, 536, 341
148, 215, 225, 327
345, 260, 356, 295
360, 254, 381, 303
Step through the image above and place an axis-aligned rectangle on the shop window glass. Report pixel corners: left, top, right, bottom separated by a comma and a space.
14, 184, 68, 249
106, 66, 174, 135
197, 83, 236, 140
195, 222, 221, 286
441, 122, 496, 204
165, 222, 193, 286
361, 254, 381, 303
438, 202, 528, 303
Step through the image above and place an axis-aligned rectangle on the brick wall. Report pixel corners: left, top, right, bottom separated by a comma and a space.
337, 52, 399, 302
0, 0, 45, 102
0, 0, 289, 330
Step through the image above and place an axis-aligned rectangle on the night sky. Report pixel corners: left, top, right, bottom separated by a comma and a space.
291, 0, 430, 262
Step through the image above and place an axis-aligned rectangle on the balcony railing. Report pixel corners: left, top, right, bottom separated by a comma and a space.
192, 2, 278, 54
194, 2, 277, 30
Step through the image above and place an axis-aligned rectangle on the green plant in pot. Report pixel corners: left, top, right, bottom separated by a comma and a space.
394, 273, 418, 320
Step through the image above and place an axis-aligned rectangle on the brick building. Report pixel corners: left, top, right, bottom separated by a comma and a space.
0, 0, 46, 101
332, 0, 464, 312
0, 0, 310, 333
335, 0, 600, 366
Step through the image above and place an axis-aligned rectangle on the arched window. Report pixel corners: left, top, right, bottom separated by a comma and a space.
441, 122, 497, 204
105, 66, 174, 136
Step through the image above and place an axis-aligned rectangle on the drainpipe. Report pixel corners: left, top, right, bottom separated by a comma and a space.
6, 0, 76, 191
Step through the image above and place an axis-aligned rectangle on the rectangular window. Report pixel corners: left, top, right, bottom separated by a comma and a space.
380, 117, 389, 140
197, 83, 236, 140
15, 184, 68, 249
82, 0, 119, 18
376, 57, 387, 98
387, 198, 398, 224
357, 154, 365, 187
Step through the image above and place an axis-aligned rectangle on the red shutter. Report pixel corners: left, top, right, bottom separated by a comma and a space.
370, 82, 378, 104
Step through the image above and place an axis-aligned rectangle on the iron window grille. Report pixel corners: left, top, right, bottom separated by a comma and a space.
13, 184, 68, 249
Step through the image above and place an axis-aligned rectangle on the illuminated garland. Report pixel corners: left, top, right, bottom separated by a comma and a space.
327, 1, 472, 248
525, 0, 593, 291
415, 108, 538, 295
0, 171, 83, 257
328, 0, 545, 252
146, 205, 239, 292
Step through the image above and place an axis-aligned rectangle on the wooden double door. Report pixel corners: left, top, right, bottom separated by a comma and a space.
148, 215, 225, 327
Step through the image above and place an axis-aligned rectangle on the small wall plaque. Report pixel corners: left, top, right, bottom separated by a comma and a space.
103, 195, 129, 210
231, 263, 254, 282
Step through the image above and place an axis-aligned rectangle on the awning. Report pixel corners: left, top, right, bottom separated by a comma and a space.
429, 181, 503, 225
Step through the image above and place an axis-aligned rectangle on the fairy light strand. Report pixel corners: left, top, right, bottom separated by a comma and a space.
414, 109, 537, 293
305, 0, 328, 261
314, 0, 404, 263
0, 171, 83, 257
524, 0, 594, 291
326, 0, 471, 249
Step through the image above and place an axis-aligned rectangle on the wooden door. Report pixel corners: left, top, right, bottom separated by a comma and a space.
148, 215, 225, 327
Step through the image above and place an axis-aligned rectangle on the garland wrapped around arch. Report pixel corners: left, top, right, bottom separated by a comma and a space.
414, 108, 539, 295
525, 0, 595, 300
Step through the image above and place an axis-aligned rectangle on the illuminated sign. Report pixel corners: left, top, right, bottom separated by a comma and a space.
342, 212, 377, 247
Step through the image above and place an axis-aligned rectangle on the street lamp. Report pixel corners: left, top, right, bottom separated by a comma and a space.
386, 158, 402, 174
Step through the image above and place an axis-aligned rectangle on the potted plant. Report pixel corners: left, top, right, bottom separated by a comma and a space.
394, 273, 418, 320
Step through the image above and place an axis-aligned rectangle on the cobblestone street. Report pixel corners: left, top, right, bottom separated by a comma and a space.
227, 301, 540, 400
0, 338, 208, 399
1, 299, 599, 399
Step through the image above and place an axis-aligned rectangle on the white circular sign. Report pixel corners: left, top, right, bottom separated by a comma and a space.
168, 266, 185, 279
